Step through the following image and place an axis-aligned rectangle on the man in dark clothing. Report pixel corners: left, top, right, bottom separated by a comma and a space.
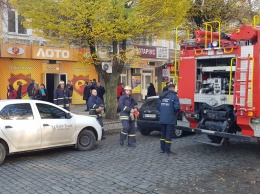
96, 82, 106, 102
83, 82, 91, 111
87, 89, 105, 140
67, 80, 74, 98
27, 79, 35, 99
54, 81, 72, 111
162, 82, 170, 92
17, 82, 22, 99
157, 84, 180, 155
147, 83, 156, 97
90, 78, 97, 90
118, 86, 138, 147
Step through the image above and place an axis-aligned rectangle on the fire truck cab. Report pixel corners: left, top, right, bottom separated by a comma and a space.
176, 21, 260, 145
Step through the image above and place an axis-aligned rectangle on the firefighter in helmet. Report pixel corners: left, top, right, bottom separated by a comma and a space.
157, 84, 180, 155
118, 85, 138, 147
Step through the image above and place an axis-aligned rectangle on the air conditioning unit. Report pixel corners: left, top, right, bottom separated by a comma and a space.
102, 62, 112, 73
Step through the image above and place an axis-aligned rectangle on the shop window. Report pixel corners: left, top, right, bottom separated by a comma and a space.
8, 9, 27, 34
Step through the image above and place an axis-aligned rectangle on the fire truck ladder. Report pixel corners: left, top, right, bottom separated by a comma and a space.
233, 55, 254, 109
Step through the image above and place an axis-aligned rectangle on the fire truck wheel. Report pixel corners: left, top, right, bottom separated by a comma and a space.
207, 135, 222, 143
139, 128, 151, 136
172, 129, 183, 138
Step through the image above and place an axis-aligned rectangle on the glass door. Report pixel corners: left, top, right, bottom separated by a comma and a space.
141, 73, 152, 99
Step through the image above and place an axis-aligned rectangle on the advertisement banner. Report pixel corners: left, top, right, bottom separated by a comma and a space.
62, 61, 98, 104
1, 44, 32, 59
0, 58, 42, 100
32, 46, 78, 61
129, 60, 149, 68
131, 75, 141, 94
136, 45, 156, 58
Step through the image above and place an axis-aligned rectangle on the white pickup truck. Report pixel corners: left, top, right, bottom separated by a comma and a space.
0, 100, 102, 165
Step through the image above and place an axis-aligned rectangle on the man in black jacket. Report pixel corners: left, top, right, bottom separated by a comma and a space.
96, 82, 106, 102
27, 79, 35, 99
83, 82, 91, 111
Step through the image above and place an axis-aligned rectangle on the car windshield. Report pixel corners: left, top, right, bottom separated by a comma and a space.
142, 98, 158, 108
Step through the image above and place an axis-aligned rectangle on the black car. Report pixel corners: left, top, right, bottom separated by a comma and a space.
137, 96, 189, 138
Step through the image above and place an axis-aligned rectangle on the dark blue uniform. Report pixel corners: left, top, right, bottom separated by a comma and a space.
118, 94, 137, 146
54, 87, 72, 111
87, 95, 105, 138
157, 90, 180, 153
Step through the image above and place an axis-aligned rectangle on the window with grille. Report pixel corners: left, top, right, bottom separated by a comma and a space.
7, 9, 27, 34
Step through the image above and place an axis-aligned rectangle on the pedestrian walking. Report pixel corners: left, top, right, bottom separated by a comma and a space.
32, 82, 42, 100
87, 89, 106, 140
67, 80, 74, 97
147, 83, 156, 97
96, 82, 106, 102
118, 86, 138, 147
27, 79, 35, 99
17, 82, 22, 99
83, 82, 91, 111
40, 84, 48, 101
7, 85, 17, 99
157, 84, 180, 155
54, 81, 72, 111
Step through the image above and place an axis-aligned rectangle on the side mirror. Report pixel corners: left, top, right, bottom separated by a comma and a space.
65, 112, 72, 119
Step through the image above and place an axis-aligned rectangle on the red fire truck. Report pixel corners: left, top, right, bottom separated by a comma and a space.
175, 20, 260, 145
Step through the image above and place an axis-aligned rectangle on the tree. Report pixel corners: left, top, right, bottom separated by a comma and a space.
187, 0, 260, 32
10, 0, 191, 119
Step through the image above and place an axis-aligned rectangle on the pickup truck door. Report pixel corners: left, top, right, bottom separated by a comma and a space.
0, 103, 41, 150
35, 103, 76, 146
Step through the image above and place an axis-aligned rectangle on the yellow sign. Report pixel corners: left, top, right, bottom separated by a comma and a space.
132, 75, 141, 93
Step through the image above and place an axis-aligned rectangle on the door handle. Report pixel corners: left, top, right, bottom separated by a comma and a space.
5, 126, 13, 129
43, 124, 49, 127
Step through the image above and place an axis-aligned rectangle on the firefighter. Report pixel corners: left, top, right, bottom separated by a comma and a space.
118, 86, 138, 147
54, 81, 72, 111
87, 89, 106, 140
157, 84, 180, 155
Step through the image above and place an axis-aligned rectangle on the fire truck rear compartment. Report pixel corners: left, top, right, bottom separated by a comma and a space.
194, 57, 242, 139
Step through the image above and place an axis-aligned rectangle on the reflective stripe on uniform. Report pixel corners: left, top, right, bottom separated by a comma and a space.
128, 134, 135, 137
89, 115, 98, 118
123, 106, 127, 111
57, 98, 64, 100
93, 104, 97, 108
58, 105, 63, 107
165, 141, 172, 144
160, 138, 165, 141
65, 104, 70, 107
120, 116, 129, 120
121, 131, 128, 135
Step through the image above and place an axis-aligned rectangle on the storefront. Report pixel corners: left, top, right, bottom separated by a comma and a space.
0, 44, 98, 104
122, 45, 168, 100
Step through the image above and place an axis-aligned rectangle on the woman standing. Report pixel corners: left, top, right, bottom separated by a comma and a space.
147, 83, 156, 97
32, 82, 42, 100
40, 84, 48, 101
7, 85, 17, 99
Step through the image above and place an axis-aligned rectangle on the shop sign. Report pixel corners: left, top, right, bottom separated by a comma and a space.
32, 46, 78, 61
136, 45, 156, 58
156, 47, 168, 59
129, 60, 149, 68
1, 44, 32, 59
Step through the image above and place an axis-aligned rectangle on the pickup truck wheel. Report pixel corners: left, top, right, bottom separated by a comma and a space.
172, 129, 183, 138
77, 130, 96, 151
139, 128, 151, 136
0, 143, 6, 165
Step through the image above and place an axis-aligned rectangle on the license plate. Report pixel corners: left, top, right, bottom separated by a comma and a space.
144, 114, 156, 118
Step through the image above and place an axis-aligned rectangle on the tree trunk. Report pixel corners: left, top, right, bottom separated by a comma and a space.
89, 41, 124, 119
